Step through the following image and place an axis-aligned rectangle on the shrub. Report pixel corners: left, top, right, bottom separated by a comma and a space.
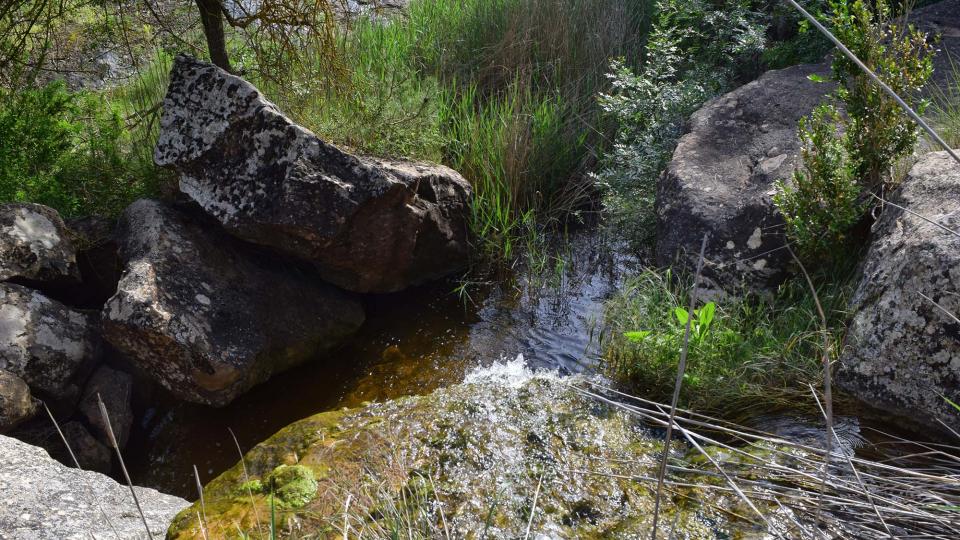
595, 0, 768, 245
775, 0, 934, 261
774, 104, 864, 259
0, 82, 163, 218
829, 0, 934, 190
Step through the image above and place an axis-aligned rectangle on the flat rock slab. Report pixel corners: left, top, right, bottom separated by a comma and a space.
0, 434, 187, 539
155, 55, 472, 293
656, 63, 836, 297
0, 283, 98, 396
838, 150, 960, 433
102, 200, 365, 406
0, 203, 79, 285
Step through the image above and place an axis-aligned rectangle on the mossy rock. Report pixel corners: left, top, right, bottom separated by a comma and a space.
167, 364, 777, 539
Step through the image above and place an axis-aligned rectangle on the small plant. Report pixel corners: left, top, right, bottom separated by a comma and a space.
775, 0, 934, 261
774, 104, 865, 259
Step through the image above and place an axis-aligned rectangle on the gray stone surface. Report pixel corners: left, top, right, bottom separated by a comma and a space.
912, 0, 960, 95
102, 200, 365, 406
656, 63, 836, 298
0, 203, 80, 285
79, 365, 133, 449
838, 150, 960, 433
0, 434, 187, 539
155, 55, 472, 293
0, 369, 37, 432
0, 283, 98, 396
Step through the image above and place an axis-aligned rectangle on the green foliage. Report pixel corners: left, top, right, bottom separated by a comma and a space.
604, 268, 853, 414
595, 0, 769, 245
774, 104, 865, 259
775, 0, 934, 262
932, 61, 960, 148
0, 81, 163, 217
829, 0, 934, 189
265, 465, 318, 509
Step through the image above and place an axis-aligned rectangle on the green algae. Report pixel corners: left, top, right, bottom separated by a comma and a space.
265, 465, 318, 508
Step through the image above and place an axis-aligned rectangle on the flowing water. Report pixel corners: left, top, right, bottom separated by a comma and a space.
127, 228, 639, 497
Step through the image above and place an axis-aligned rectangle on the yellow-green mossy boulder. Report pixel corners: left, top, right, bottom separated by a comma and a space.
167, 359, 764, 539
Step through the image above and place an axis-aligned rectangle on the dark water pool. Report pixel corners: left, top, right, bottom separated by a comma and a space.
126, 229, 638, 497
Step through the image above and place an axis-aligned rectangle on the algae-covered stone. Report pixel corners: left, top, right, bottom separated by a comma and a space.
265, 464, 318, 508
168, 359, 767, 539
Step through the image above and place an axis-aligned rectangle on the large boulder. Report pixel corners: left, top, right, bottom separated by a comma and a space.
102, 200, 365, 406
0, 369, 38, 432
656, 63, 835, 297
155, 55, 472, 293
0, 283, 98, 397
0, 203, 79, 285
838, 150, 960, 433
0, 434, 187, 539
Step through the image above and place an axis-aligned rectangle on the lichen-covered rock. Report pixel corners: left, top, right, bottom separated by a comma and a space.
78, 365, 133, 449
155, 55, 472, 293
168, 359, 764, 539
656, 63, 836, 298
102, 200, 365, 406
0, 283, 98, 396
0, 203, 80, 285
838, 150, 960, 433
0, 369, 38, 432
0, 434, 187, 539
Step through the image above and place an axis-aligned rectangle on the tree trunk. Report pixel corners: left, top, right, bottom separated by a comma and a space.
194, 0, 232, 72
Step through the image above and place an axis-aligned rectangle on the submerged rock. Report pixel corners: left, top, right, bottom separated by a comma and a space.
168, 359, 764, 539
0, 434, 187, 539
0, 369, 38, 432
838, 150, 960, 434
656, 63, 835, 298
155, 55, 472, 293
0, 283, 98, 397
78, 365, 133, 449
0, 203, 80, 285
102, 200, 365, 406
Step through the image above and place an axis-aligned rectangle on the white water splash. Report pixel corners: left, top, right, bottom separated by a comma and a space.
463, 354, 562, 389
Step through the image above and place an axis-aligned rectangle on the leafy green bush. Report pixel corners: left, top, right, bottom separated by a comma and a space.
0, 82, 163, 218
595, 0, 768, 245
774, 0, 934, 260
604, 268, 852, 414
774, 104, 864, 259
829, 0, 934, 190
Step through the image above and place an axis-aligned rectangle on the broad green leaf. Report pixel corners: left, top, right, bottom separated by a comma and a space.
698, 302, 716, 328
674, 307, 689, 325
624, 331, 652, 342
807, 73, 827, 83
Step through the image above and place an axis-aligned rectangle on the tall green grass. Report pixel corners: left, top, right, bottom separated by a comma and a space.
252, 0, 655, 262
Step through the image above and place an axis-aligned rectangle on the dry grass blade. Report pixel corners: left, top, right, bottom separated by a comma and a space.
42, 402, 122, 540
96, 393, 154, 540
228, 427, 264, 536
194, 464, 210, 540
785, 242, 833, 538
524, 473, 544, 540
650, 233, 708, 540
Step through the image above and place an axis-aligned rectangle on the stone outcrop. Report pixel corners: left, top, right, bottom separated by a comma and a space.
155, 55, 472, 293
0, 203, 79, 285
0, 369, 37, 432
168, 360, 770, 539
102, 200, 365, 406
0, 434, 187, 539
0, 283, 98, 397
838, 150, 960, 433
78, 365, 133, 449
656, 62, 836, 297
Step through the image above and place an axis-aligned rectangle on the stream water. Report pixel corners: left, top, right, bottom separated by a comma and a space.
127, 228, 638, 498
